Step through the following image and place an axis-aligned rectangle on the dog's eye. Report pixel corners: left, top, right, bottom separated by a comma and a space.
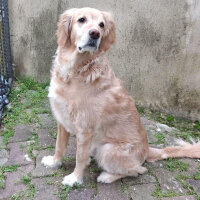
99, 22, 104, 28
78, 17, 86, 23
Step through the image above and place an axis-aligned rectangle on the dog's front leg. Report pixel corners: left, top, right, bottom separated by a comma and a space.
41, 122, 70, 168
62, 130, 93, 186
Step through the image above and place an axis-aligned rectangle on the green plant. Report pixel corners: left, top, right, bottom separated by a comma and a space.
193, 172, 200, 180
164, 158, 189, 172
154, 133, 165, 144
1, 77, 49, 145
21, 174, 31, 185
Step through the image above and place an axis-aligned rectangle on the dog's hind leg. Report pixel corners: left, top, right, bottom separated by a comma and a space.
97, 166, 147, 183
95, 143, 147, 183
41, 122, 70, 168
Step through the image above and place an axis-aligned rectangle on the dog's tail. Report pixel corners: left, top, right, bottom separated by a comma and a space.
146, 140, 200, 162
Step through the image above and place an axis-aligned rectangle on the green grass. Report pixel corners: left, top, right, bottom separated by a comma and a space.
152, 184, 178, 199
12, 173, 34, 199
193, 172, 200, 180
1, 77, 49, 145
164, 158, 189, 172
12, 183, 35, 200
57, 184, 84, 200
176, 173, 191, 182
21, 174, 31, 185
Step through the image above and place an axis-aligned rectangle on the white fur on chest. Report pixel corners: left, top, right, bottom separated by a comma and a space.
48, 79, 75, 134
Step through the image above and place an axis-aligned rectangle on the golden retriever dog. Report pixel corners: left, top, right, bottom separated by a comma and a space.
41, 7, 200, 186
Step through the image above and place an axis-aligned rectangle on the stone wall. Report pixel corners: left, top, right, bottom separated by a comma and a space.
8, 0, 200, 120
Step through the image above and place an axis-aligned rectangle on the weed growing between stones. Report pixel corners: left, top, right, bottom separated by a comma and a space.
164, 158, 189, 172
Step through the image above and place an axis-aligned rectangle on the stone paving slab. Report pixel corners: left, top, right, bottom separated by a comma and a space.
38, 114, 57, 129
37, 129, 56, 148
129, 183, 157, 200
186, 179, 200, 194
82, 168, 99, 188
32, 149, 63, 178
31, 177, 60, 200
122, 173, 157, 186
179, 158, 200, 176
10, 124, 33, 143
151, 167, 188, 194
68, 188, 96, 200
0, 165, 34, 199
0, 148, 9, 166
6, 142, 34, 166
94, 181, 129, 200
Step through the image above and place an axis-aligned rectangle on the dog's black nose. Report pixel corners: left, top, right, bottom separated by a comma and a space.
89, 29, 100, 39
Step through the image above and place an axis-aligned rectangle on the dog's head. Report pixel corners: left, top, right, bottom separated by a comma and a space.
57, 7, 116, 53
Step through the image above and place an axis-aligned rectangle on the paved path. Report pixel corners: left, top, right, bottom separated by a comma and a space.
0, 102, 200, 199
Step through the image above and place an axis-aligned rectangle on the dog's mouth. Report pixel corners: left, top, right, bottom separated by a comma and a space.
78, 38, 99, 53
87, 39, 98, 47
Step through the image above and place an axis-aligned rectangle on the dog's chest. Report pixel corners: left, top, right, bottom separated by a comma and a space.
48, 79, 75, 134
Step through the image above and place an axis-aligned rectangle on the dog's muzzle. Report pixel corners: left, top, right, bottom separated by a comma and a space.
78, 29, 100, 53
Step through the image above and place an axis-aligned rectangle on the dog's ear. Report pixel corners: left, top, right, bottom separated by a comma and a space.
99, 12, 116, 52
57, 9, 77, 48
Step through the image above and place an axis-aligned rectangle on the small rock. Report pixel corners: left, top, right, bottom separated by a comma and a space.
24, 154, 32, 162
156, 123, 172, 132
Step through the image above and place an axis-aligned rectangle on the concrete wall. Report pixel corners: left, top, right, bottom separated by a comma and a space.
8, 0, 200, 120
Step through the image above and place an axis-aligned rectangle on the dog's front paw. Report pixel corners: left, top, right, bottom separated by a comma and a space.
62, 173, 83, 186
41, 155, 62, 168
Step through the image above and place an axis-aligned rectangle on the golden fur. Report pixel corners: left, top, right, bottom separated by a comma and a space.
41, 7, 200, 185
